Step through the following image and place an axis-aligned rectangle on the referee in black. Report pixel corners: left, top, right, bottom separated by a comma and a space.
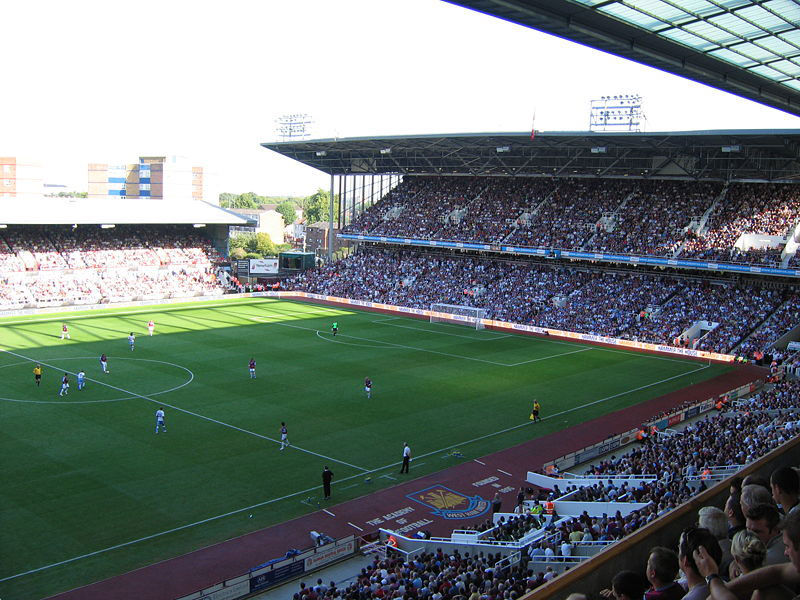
322, 466, 334, 499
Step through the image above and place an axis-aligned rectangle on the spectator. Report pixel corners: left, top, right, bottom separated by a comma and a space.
644, 546, 684, 600
745, 503, 787, 566
678, 526, 722, 600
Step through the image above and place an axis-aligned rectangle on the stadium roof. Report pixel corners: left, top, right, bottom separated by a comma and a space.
446, 0, 800, 118
262, 129, 800, 181
0, 199, 254, 226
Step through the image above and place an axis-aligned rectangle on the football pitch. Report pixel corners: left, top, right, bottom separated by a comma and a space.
0, 296, 731, 599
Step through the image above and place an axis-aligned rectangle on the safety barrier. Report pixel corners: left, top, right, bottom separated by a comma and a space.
174, 535, 357, 600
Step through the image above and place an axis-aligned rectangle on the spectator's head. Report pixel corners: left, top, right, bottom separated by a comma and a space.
746, 502, 782, 546
741, 483, 776, 515
610, 570, 648, 600
783, 507, 800, 572
698, 506, 728, 541
771, 466, 800, 510
731, 529, 767, 574
646, 546, 679, 588
726, 491, 746, 528
678, 526, 722, 579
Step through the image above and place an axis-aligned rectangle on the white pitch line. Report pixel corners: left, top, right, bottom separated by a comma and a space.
0, 356, 712, 583
474, 459, 486, 465
348, 522, 364, 532
0, 299, 261, 326
254, 316, 581, 368
506, 347, 592, 366
370, 317, 511, 341
0, 348, 370, 473
497, 469, 513, 476
408, 362, 712, 465
323, 509, 335, 517
379, 474, 398, 480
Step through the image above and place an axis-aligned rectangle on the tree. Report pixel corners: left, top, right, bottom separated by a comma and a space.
229, 233, 254, 250
303, 188, 339, 224
229, 247, 246, 260
252, 232, 276, 257
219, 193, 260, 210
276, 201, 296, 226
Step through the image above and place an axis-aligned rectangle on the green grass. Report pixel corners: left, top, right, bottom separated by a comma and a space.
0, 297, 731, 599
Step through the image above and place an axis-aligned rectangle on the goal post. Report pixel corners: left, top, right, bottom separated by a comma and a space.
430, 303, 487, 330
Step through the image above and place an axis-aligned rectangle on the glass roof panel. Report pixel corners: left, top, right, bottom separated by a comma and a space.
626, 0, 691, 23
730, 41, 779, 61
683, 20, 738, 44
768, 59, 800, 77
598, 3, 668, 30
709, 47, 758, 67
782, 79, 800, 91
660, 26, 720, 50
678, 0, 721, 17
749, 64, 790, 81
708, 12, 763, 37
714, 0, 752, 8
756, 36, 800, 56
764, 0, 800, 23
779, 31, 800, 46
570, 0, 606, 4
734, 5, 791, 33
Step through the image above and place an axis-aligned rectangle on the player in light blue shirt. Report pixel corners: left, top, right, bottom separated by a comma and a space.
77, 370, 86, 390
128, 332, 136, 351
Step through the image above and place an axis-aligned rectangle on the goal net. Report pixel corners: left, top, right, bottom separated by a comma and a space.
430, 303, 487, 330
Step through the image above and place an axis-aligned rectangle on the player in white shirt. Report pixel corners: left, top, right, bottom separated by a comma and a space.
147, 320, 155, 336
128, 332, 136, 351
77, 370, 86, 390
155, 407, 167, 433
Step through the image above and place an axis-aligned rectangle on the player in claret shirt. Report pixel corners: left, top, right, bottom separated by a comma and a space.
364, 377, 372, 399
249, 358, 256, 379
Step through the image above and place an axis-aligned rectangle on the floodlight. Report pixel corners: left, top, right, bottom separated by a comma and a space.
591, 146, 608, 154
496, 146, 511, 153
193, 223, 206, 228
721, 145, 741, 153
0, 224, 6, 229
100, 224, 115, 229
380, 148, 392, 155
315, 151, 327, 157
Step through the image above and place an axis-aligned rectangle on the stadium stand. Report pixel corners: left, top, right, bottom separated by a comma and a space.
342, 178, 800, 267
287, 247, 793, 356
0, 225, 225, 309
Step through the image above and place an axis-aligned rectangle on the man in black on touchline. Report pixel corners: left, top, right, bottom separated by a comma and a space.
322, 466, 334, 499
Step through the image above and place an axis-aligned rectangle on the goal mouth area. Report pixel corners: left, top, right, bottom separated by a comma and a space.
429, 303, 488, 330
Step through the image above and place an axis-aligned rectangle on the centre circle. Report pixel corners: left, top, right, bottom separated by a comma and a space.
0, 357, 194, 405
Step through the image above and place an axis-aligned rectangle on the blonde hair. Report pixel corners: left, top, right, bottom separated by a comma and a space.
731, 529, 767, 572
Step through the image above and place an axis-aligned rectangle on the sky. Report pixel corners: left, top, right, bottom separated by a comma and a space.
2, 0, 799, 198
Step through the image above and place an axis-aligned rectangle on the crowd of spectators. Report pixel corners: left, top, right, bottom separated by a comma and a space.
681, 182, 800, 265
0, 225, 221, 273
287, 248, 795, 354
342, 177, 800, 266
0, 225, 225, 309
738, 295, 800, 357
292, 548, 537, 600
